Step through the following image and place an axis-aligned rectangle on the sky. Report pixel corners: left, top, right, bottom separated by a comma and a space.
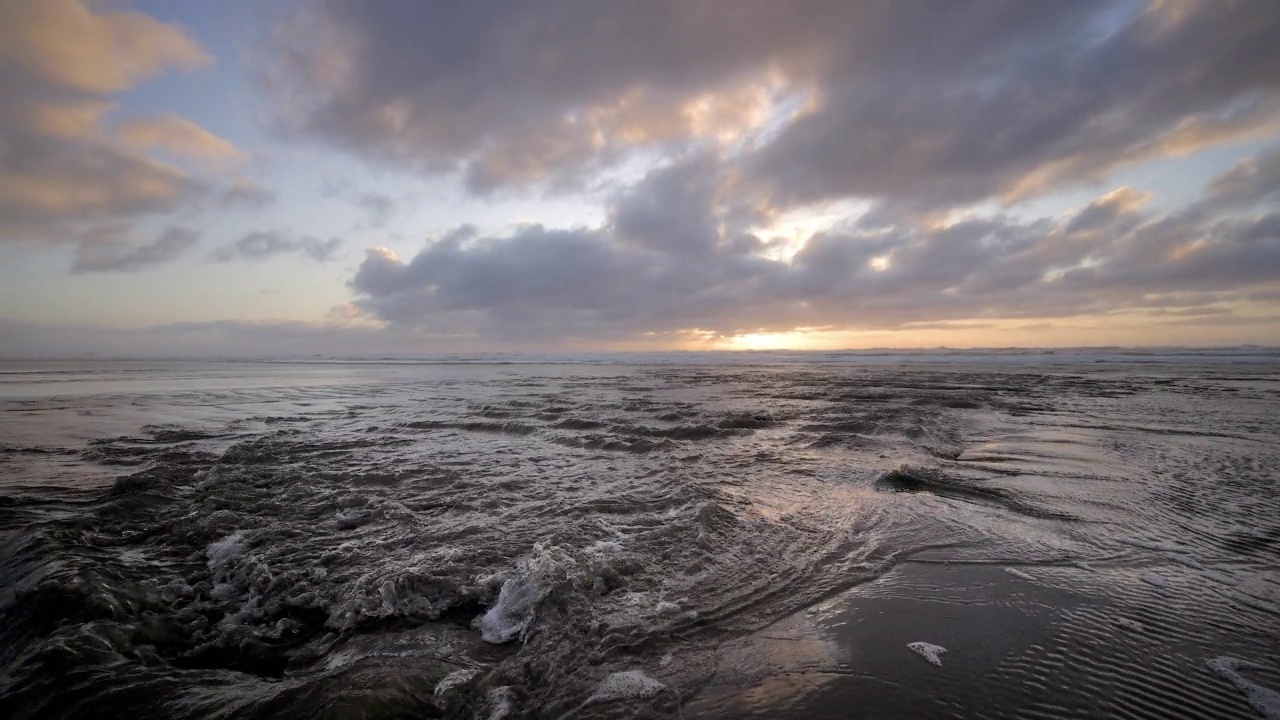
2, 0, 1280, 357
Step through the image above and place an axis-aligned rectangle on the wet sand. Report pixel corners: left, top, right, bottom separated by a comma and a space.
689, 562, 1273, 719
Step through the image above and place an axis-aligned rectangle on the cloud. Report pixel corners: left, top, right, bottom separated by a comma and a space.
116, 114, 245, 169
219, 180, 277, 209
0, 319, 424, 359
751, 2, 1280, 209
211, 231, 343, 262
0, 0, 210, 93
348, 146, 1280, 342
263, 0, 828, 193
313, 181, 399, 227
611, 152, 747, 256
266, 1, 1280, 212
356, 193, 397, 228
72, 225, 200, 273
1064, 187, 1151, 234
1205, 145, 1280, 210
4, 1, 1274, 350
0, 0, 246, 243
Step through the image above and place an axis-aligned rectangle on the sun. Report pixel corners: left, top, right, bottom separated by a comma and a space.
724, 331, 834, 350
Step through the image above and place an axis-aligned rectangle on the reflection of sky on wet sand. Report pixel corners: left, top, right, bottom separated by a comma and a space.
691, 608, 846, 715
686, 564, 1079, 718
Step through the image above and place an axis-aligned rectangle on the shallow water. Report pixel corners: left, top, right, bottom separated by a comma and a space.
1, 355, 1278, 718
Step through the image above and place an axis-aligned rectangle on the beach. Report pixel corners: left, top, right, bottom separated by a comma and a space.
1, 352, 1277, 718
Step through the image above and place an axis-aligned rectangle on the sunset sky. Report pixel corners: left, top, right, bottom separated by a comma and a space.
3, 0, 1279, 356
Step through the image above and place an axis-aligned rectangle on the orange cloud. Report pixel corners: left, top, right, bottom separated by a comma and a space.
0, 0, 230, 244
118, 114, 246, 169
1004, 104, 1280, 204
0, 0, 209, 93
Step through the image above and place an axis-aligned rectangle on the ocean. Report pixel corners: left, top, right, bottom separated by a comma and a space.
1, 351, 1278, 719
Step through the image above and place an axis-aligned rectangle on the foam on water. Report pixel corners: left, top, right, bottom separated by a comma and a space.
653, 600, 681, 615
589, 670, 667, 703
434, 669, 478, 697
588, 540, 624, 554
908, 641, 947, 666
205, 531, 246, 571
475, 543, 577, 644
1004, 567, 1035, 581
486, 686, 518, 720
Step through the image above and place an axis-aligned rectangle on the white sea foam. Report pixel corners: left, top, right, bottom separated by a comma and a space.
588, 670, 666, 702
476, 575, 541, 644
486, 686, 517, 719
323, 650, 355, 670
908, 641, 947, 666
475, 544, 576, 644
1004, 567, 1035, 581
587, 540, 624, 554
434, 669, 478, 697
205, 531, 246, 571
653, 600, 681, 615
1206, 657, 1280, 720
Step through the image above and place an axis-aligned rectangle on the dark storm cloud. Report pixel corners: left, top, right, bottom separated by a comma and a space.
350, 146, 1280, 340
269, 1, 1280, 208
211, 232, 344, 263
72, 226, 201, 273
